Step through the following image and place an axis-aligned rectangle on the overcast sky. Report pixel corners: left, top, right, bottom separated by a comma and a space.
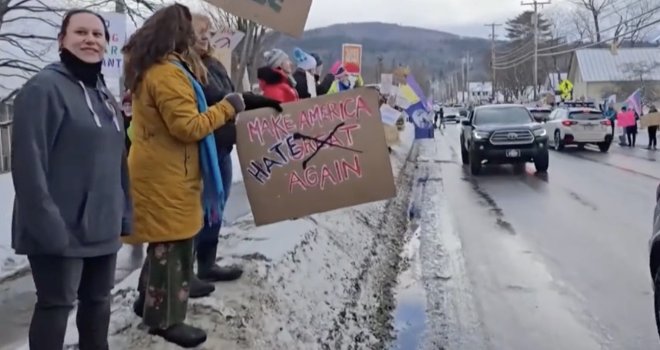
304, 0, 532, 38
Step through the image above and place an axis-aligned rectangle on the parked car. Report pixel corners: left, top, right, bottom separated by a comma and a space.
460, 104, 549, 175
649, 184, 660, 339
544, 107, 612, 152
444, 107, 461, 123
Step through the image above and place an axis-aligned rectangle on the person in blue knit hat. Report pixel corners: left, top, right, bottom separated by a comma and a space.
310, 52, 335, 96
292, 47, 317, 99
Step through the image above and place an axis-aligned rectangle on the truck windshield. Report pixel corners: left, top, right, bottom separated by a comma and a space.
474, 107, 533, 125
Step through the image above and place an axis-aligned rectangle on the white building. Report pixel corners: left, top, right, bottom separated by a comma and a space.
468, 81, 492, 102
567, 48, 660, 101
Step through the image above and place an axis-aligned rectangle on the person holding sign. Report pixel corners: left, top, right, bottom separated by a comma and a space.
191, 13, 279, 285
120, 4, 277, 347
257, 48, 299, 103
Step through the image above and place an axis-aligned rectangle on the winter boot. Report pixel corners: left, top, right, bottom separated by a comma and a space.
149, 323, 207, 348
197, 245, 243, 282
189, 273, 215, 298
133, 293, 144, 318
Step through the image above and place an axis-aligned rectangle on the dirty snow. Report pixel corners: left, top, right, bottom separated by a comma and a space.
13, 123, 416, 349
0, 174, 27, 281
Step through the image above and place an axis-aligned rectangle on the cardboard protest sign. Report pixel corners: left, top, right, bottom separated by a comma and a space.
212, 49, 232, 76
380, 73, 393, 95
641, 113, 660, 128
342, 44, 362, 74
205, 0, 312, 38
100, 12, 126, 78
236, 88, 396, 226
211, 28, 245, 51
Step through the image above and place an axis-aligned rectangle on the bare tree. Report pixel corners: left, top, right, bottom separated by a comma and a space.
569, 0, 615, 41
204, 4, 270, 91
0, 0, 162, 102
0, 0, 63, 101
619, 0, 660, 47
545, 5, 585, 42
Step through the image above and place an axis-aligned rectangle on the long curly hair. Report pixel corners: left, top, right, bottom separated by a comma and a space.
122, 3, 207, 92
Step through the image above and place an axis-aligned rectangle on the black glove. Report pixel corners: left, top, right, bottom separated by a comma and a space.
242, 93, 283, 112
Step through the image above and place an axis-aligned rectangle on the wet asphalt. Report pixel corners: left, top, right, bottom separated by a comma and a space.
391, 125, 660, 350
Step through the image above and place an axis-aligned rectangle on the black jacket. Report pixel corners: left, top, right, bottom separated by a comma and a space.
292, 68, 334, 99
201, 55, 236, 153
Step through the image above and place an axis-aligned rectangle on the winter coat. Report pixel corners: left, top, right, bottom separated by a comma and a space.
11, 62, 130, 257
603, 108, 616, 121
202, 55, 236, 153
617, 110, 636, 128
327, 79, 353, 94
293, 69, 335, 98
122, 54, 239, 244
293, 69, 312, 99
316, 73, 334, 96
257, 66, 298, 103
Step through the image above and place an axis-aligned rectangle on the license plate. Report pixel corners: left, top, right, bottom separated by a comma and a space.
506, 149, 520, 157
583, 124, 595, 129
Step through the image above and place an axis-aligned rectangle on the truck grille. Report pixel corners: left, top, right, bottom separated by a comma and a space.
489, 130, 534, 145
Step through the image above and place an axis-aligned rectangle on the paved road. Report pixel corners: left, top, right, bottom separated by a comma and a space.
392, 125, 660, 350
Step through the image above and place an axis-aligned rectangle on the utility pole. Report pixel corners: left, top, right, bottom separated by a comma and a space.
465, 51, 471, 104
522, 0, 550, 101
485, 23, 502, 102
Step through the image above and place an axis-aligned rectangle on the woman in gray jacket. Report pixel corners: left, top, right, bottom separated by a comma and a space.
11, 9, 131, 350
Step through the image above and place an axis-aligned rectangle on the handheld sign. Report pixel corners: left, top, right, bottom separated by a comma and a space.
205, 0, 312, 38
235, 88, 396, 226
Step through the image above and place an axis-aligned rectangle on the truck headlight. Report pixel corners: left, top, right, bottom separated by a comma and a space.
473, 131, 490, 139
533, 128, 547, 137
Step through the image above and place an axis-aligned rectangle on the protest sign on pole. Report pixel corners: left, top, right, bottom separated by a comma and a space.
211, 28, 245, 51
100, 12, 127, 98
212, 48, 232, 75
342, 43, 362, 74
380, 74, 393, 95
235, 88, 396, 226
204, 0, 312, 37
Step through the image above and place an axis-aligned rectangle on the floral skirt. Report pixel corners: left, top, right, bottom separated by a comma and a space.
137, 238, 193, 329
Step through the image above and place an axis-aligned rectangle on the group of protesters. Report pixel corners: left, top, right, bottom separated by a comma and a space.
9, 3, 367, 349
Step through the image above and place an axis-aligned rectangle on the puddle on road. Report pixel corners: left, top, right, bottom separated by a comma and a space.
390, 226, 427, 350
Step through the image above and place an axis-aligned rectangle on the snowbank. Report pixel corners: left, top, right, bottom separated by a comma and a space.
0, 174, 27, 281
36, 123, 417, 350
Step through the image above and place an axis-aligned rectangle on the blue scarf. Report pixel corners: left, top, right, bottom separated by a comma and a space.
171, 61, 225, 224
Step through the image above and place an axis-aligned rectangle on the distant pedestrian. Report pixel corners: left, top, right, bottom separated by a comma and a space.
647, 106, 659, 150
618, 106, 637, 147
603, 103, 616, 135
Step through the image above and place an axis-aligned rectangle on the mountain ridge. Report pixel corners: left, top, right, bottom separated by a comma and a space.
263, 22, 492, 86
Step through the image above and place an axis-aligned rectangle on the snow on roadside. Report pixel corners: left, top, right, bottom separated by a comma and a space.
28, 123, 417, 350
0, 174, 27, 281
230, 149, 243, 184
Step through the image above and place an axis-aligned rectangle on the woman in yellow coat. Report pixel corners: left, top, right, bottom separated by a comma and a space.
119, 4, 280, 347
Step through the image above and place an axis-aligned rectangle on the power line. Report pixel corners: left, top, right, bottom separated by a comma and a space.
495, 39, 535, 59
485, 22, 503, 99
538, 16, 660, 57
537, 0, 660, 53
522, 0, 551, 100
